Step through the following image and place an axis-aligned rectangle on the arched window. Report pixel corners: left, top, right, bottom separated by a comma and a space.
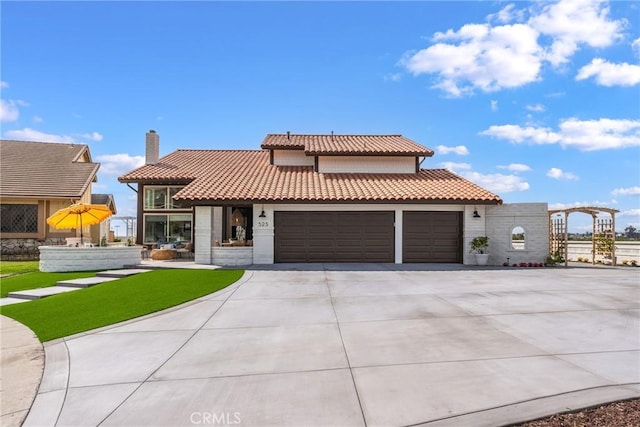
511, 226, 525, 250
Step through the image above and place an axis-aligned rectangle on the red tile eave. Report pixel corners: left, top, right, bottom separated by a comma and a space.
304, 150, 434, 157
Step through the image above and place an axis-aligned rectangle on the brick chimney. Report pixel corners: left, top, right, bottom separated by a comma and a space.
145, 130, 159, 165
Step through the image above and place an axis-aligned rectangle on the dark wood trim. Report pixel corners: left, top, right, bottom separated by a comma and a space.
269, 150, 274, 165
415, 157, 419, 174
314, 156, 319, 172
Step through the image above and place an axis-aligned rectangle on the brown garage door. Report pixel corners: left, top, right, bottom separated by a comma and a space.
403, 212, 462, 263
274, 211, 394, 263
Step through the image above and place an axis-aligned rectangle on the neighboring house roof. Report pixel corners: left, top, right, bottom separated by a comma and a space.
119, 149, 502, 204
0, 140, 100, 199
261, 134, 434, 156
91, 194, 117, 214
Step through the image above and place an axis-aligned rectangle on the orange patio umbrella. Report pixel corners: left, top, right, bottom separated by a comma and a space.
46, 203, 113, 244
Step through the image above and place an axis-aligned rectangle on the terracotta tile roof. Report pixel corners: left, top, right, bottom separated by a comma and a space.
261, 134, 434, 156
0, 140, 100, 199
119, 149, 501, 204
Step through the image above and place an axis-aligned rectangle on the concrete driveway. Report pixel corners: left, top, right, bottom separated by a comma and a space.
24, 266, 639, 426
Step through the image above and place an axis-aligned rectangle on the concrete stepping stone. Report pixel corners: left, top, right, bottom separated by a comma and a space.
96, 269, 152, 278
0, 297, 31, 306
56, 277, 119, 288
8, 286, 80, 300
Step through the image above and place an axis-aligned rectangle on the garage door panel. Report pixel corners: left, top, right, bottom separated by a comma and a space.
275, 211, 394, 263
403, 212, 462, 263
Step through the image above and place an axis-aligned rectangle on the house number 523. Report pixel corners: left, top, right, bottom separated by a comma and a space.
257, 221, 269, 227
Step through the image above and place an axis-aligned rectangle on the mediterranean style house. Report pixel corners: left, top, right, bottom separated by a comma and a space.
119, 131, 549, 266
0, 140, 116, 259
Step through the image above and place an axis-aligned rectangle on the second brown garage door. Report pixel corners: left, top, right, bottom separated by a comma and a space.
274, 211, 394, 263
403, 211, 462, 263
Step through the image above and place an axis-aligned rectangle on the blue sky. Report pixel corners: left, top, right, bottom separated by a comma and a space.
1, 0, 639, 233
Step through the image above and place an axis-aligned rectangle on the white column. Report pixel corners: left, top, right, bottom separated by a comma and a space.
394, 208, 403, 264
253, 204, 274, 264
194, 206, 213, 264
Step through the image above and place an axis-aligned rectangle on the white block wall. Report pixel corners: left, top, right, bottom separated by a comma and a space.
39, 246, 142, 272
252, 204, 275, 264
213, 247, 253, 266
318, 156, 415, 174
485, 203, 549, 265
194, 206, 214, 264
273, 150, 314, 166
463, 205, 487, 265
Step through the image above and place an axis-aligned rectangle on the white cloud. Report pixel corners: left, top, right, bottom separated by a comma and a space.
78, 132, 104, 141
480, 118, 640, 151
402, 0, 626, 95
498, 163, 532, 172
612, 186, 640, 196
403, 23, 542, 96
487, 4, 525, 24
490, 100, 498, 111
33, 115, 43, 123
480, 124, 560, 144
619, 209, 640, 218
0, 81, 8, 89
0, 99, 20, 121
3, 127, 76, 143
526, 103, 545, 112
439, 162, 472, 172
576, 58, 640, 87
96, 153, 145, 176
461, 171, 530, 193
633, 37, 640, 57
547, 167, 579, 180
384, 73, 402, 82
435, 145, 470, 155
529, 0, 625, 67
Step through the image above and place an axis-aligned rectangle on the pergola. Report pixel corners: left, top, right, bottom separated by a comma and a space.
548, 206, 619, 267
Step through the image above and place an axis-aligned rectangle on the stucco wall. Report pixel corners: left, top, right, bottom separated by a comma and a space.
485, 203, 549, 265
318, 156, 415, 174
213, 247, 253, 266
273, 150, 314, 166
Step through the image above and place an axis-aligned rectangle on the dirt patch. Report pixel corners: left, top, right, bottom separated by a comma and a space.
514, 398, 640, 426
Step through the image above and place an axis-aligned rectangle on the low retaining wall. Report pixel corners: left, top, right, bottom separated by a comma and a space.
39, 246, 143, 272
212, 247, 253, 266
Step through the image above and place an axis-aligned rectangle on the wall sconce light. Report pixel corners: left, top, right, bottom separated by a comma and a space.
258, 205, 266, 218
473, 208, 481, 218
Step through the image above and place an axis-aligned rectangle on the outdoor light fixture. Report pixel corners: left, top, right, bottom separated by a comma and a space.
231, 209, 244, 225
259, 210, 266, 218
473, 208, 481, 218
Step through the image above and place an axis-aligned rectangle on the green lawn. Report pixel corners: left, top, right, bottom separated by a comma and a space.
1, 271, 98, 298
0, 260, 40, 276
1, 269, 243, 342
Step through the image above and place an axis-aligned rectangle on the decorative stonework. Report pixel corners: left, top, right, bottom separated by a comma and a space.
0, 238, 67, 260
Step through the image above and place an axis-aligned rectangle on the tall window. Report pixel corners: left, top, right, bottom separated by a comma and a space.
1, 204, 38, 233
